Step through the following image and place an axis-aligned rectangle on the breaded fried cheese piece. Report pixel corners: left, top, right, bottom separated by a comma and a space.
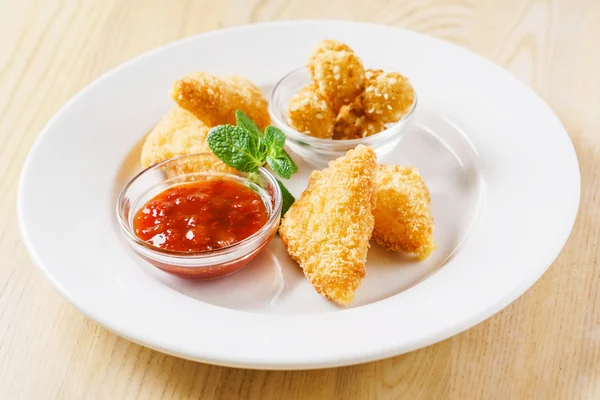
288, 84, 335, 138
279, 145, 377, 305
140, 107, 235, 174
333, 98, 385, 139
308, 39, 353, 63
307, 40, 366, 114
171, 72, 270, 129
363, 69, 415, 124
372, 164, 435, 259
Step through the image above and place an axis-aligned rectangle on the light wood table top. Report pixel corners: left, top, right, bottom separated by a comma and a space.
1, 0, 598, 398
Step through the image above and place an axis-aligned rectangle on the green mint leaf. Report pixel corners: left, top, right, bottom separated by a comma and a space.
236, 110, 263, 138
276, 179, 295, 217
263, 126, 297, 179
264, 126, 286, 150
235, 111, 269, 162
207, 125, 264, 172
266, 151, 297, 179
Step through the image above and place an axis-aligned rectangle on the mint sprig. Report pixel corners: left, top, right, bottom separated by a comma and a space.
207, 125, 264, 172
264, 126, 297, 179
207, 111, 297, 216
235, 110, 264, 139
276, 179, 295, 218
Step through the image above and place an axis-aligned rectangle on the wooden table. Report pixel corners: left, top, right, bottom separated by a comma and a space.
1, 0, 598, 398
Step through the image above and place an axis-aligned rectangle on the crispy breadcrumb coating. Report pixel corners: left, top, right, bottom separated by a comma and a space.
279, 145, 377, 305
171, 72, 270, 129
372, 164, 435, 259
362, 69, 415, 124
308, 39, 353, 63
288, 84, 335, 138
307, 40, 366, 114
333, 98, 386, 139
140, 106, 236, 174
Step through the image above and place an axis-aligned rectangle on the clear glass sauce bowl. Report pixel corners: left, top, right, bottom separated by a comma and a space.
268, 67, 417, 167
116, 153, 282, 280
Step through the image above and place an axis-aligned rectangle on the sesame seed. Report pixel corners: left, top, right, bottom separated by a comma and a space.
365, 71, 373, 79
365, 86, 373, 93
338, 50, 346, 58
334, 74, 341, 80
383, 93, 389, 99
316, 114, 323, 119
207, 88, 214, 95
320, 102, 327, 111
333, 66, 340, 73
388, 78, 397, 84
387, 105, 393, 110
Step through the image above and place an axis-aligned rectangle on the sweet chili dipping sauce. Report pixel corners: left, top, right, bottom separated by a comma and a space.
133, 178, 268, 253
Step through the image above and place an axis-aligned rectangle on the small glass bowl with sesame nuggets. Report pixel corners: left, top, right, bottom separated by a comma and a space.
268, 39, 417, 166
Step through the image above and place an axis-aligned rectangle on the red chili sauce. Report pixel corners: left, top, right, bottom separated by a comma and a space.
133, 178, 268, 253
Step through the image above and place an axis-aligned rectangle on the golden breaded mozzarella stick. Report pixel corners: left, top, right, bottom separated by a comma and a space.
372, 164, 436, 259
140, 106, 236, 174
279, 145, 377, 305
171, 72, 270, 129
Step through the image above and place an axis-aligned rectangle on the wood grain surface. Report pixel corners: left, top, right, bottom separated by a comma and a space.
1, 0, 598, 398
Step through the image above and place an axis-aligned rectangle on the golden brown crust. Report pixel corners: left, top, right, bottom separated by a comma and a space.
279, 145, 377, 305
333, 98, 386, 139
288, 84, 335, 138
362, 69, 415, 124
170, 72, 270, 129
140, 106, 236, 174
307, 40, 366, 114
372, 164, 435, 259
308, 39, 353, 63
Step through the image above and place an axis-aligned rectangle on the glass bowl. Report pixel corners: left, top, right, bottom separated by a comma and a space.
269, 67, 417, 167
116, 153, 282, 280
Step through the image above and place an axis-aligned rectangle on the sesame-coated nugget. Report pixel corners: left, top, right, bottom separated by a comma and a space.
140, 106, 236, 174
372, 164, 435, 259
279, 145, 377, 305
307, 41, 366, 114
333, 98, 386, 139
363, 69, 415, 124
288, 84, 335, 138
171, 72, 270, 129
308, 39, 353, 63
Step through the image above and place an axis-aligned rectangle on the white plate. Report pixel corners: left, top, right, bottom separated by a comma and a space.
18, 21, 580, 369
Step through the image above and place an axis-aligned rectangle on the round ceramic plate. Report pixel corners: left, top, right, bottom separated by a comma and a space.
18, 21, 580, 369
